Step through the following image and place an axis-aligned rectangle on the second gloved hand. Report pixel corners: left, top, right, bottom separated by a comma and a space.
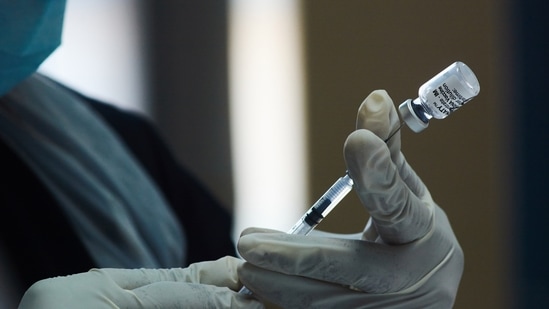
237, 90, 464, 308
18, 256, 263, 309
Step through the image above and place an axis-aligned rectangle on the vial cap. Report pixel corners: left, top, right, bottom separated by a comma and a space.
398, 99, 429, 133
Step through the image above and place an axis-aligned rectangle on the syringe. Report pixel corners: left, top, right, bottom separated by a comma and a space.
239, 61, 480, 296
238, 123, 403, 295
287, 172, 354, 235
284, 120, 403, 237
238, 174, 354, 295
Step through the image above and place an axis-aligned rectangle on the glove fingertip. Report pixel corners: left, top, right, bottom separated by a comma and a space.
357, 90, 394, 135
237, 233, 258, 260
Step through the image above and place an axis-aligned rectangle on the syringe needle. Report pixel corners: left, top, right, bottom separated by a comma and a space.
384, 121, 404, 143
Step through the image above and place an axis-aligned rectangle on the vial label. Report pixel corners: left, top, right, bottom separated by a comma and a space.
425, 75, 470, 118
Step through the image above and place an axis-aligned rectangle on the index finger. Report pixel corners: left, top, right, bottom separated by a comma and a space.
356, 90, 430, 199
356, 90, 401, 159
344, 130, 432, 244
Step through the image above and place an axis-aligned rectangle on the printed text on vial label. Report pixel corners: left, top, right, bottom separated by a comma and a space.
432, 82, 468, 116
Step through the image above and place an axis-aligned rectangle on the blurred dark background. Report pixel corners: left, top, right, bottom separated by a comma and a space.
111, 0, 549, 307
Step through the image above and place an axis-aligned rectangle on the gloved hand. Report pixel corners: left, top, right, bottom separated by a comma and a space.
18, 256, 264, 309
237, 90, 464, 308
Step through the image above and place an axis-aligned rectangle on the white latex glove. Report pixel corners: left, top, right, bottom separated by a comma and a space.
237, 90, 464, 308
18, 256, 264, 309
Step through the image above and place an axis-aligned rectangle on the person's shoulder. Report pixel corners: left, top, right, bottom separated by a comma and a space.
41, 74, 156, 134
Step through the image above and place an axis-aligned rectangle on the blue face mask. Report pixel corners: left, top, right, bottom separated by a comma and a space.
0, 0, 66, 96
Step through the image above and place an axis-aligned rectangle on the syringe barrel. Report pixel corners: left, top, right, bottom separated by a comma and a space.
287, 174, 354, 235
312, 173, 354, 217
287, 219, 315, 235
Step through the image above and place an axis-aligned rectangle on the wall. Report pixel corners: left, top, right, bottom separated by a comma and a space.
512, 0, 549, 306
143, 1, 234, 208
301, 1, 511, 308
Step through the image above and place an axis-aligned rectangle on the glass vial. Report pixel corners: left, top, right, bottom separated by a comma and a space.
398, 61, 480, 132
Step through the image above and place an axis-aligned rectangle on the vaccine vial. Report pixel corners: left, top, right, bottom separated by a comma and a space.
398, 61, 480, 132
